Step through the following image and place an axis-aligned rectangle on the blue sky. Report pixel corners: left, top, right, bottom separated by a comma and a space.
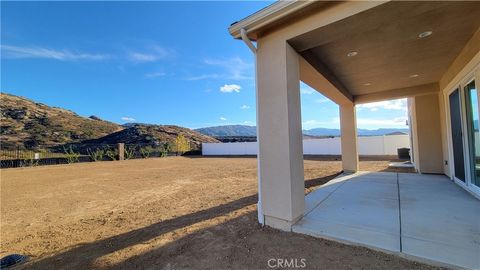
1, 1, 408, 130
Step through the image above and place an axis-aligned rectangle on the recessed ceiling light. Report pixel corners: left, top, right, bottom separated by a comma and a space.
347, 51, 358, 57
409, 74, 419, 78
418, 31, 433, 38
363, 83, 371, 86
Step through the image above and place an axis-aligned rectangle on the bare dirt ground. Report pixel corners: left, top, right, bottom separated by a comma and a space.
1, 156, 440, 270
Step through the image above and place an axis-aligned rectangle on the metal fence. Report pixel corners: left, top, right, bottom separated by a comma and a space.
0, 142, 201, 169
0, 148, 67, 160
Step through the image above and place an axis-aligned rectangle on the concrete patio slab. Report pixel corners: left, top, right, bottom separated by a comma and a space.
304, 173, 364, 213
294, 172, 401, 252
399, 174, 480, 269
293, 172, 480, 269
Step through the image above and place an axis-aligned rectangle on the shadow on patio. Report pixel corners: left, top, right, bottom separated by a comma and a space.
294, 172, 480, 269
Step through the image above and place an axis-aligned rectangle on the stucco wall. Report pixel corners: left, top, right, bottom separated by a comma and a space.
411, 93, 444, 174
202, 135, 410, 156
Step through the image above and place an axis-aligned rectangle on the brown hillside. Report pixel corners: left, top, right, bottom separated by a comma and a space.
1, 93, 219, 151
82, 124, 219, 149
0, 93, 122, 150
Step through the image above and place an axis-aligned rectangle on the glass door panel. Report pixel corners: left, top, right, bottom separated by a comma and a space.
465, 80, 480, 188
449, 89, 466, 182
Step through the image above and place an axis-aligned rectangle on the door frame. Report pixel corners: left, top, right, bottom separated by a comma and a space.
446, 86, 470, 186
462, 72, 480, 195
445, 65, 480, 197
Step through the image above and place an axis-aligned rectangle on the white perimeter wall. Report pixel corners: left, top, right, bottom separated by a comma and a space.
202, 135, 410, 156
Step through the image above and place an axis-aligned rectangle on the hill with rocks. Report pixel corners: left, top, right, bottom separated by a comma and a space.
1, 93, 219, 151
1, 93, 122, 150
81, 124, 219, 149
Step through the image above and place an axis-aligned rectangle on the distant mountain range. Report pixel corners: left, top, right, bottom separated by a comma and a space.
195, 125, 257, 137
304, 127, 409, 137
195, 125, 409, 137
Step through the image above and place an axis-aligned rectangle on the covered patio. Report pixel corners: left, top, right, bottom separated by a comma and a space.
229, 1, 480, 269
293, 172, 480, 269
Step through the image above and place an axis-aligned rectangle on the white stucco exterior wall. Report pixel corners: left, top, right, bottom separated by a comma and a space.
202, 135, 410, 156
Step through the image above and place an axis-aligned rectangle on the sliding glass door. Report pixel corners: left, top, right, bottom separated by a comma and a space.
449, 89, 466, 182
464, 79, 480, 189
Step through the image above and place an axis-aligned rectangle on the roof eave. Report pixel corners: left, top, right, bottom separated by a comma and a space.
228, 1, 316, 40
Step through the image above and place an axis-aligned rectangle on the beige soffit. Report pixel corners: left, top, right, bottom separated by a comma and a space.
228, 1, 316, 40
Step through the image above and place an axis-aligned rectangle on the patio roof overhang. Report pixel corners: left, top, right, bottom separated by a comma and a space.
231, 1, 480, 104
289, 1, 480, 104
228, 1, 318, 40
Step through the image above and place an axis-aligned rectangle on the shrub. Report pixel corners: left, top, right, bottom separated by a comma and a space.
87, 148, 105, 162
174, 135, 190, 155
124, 145, 136, 160
63, 146, 80, 164
139, 146, 153, 159
106, 148, 118, 161
160, 142, 171, 157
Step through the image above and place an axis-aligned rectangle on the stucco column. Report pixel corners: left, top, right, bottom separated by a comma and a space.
340, 104, 359, 173
256, 38, 305, 231
409, 93, 443, 173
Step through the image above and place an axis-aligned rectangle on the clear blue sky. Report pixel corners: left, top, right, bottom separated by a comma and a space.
1, 1, 408, 130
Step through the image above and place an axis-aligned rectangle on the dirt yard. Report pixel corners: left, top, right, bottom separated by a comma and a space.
1, 156, 440, 269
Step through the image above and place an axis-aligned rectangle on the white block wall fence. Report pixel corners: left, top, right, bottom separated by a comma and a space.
202, 135, 410, 156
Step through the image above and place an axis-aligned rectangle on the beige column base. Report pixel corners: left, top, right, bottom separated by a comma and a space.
264, 215, 303, 231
